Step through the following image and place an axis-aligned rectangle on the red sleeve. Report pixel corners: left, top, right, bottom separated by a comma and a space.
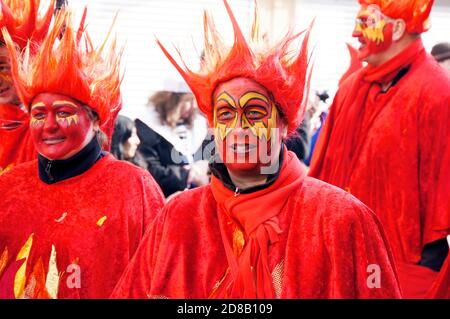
322, 195, 402, 298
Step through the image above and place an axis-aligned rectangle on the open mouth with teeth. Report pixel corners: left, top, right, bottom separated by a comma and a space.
42, 137, 66, 145
230, 143, 256, 154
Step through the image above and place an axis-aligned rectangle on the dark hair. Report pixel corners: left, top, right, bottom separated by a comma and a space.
111, 115, 134, 160
316, 90, 329, 103
148, 91, 194, 127
431, 42, 450, 62
55, 0, 68, 10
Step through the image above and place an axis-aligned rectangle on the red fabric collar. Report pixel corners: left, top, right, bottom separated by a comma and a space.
210, 149, 306, 298
363, 38, 425, 84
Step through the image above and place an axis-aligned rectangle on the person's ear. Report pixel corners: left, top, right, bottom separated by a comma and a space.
281, 123, 288, 139
93, 120, 100, 132
392, 19, 406, 41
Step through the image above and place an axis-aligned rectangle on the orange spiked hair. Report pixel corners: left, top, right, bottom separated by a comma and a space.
157, 0, 312, 134
358, 0, 434, 34
0, 0, 55, 49
3, 8, 122, 134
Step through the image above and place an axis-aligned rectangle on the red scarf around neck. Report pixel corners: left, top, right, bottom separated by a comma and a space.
310, 38, 425, 187
210, 149, 306, 298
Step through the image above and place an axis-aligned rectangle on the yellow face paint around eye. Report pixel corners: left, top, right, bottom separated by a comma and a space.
213, 91, 278, 141
52, 100, 80, 109
357, 7, 387, 45
239, 91, 269, 106
239, 91, 276, 140
56, 114, 79, 127
362, 19, 386, 45
247, 102, 278, 140
214, 92, 238, 141
215, 119, 237, 141
54, 100, 80, 127
31, 102, 46, 110
30, 117, 45, 127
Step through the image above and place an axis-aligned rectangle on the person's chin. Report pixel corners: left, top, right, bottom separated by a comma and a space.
224, 160, 263, 176
357, 47, 371, 62
38, 144, 70, 160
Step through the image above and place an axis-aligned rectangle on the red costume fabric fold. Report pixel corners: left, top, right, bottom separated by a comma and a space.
0, 155, 164, 298
210, 150, 305, 298
111, 151, 401, 299
0, 104, 36, 173
309, 39, 450, 297
427, 254, 450, 298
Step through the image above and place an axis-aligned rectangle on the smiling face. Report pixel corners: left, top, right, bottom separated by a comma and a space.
0, 46, 19, 105
29, 93, 96, 160
352, 5, 394, 64
213, 77, 285, 175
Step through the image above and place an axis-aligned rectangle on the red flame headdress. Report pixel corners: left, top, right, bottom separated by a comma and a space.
157, 0, 312, 134
2, 8, 123, 133
0, 0, 55, 49
358, 0, 434, 34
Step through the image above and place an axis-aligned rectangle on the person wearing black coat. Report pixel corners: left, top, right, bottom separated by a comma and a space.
136, 89, 210, 198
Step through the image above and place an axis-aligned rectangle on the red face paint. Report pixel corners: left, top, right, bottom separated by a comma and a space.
213, 77, 284, 175
352, 5, 394, 61
0, 47, 19, 105
29, 93, 95, 160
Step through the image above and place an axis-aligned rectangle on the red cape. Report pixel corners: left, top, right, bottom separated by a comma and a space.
310, 51, 450, 261
0, 154, 164, 298
309, 50, 450, 297
112, 153, 401, 298
0, 104, 36, 173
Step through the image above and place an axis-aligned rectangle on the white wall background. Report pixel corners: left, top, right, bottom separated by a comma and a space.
42, 0, 450, 118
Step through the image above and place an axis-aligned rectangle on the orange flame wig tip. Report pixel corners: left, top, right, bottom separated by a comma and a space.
158, 0, 313, 134
3, 8, 122, 130
0, 0, 55, 49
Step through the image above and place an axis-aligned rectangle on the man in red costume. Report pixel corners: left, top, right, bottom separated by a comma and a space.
112, 0, 401, 299
0, 9, 164, 298
0, 0, 56, 175
309, 0, 450, 298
